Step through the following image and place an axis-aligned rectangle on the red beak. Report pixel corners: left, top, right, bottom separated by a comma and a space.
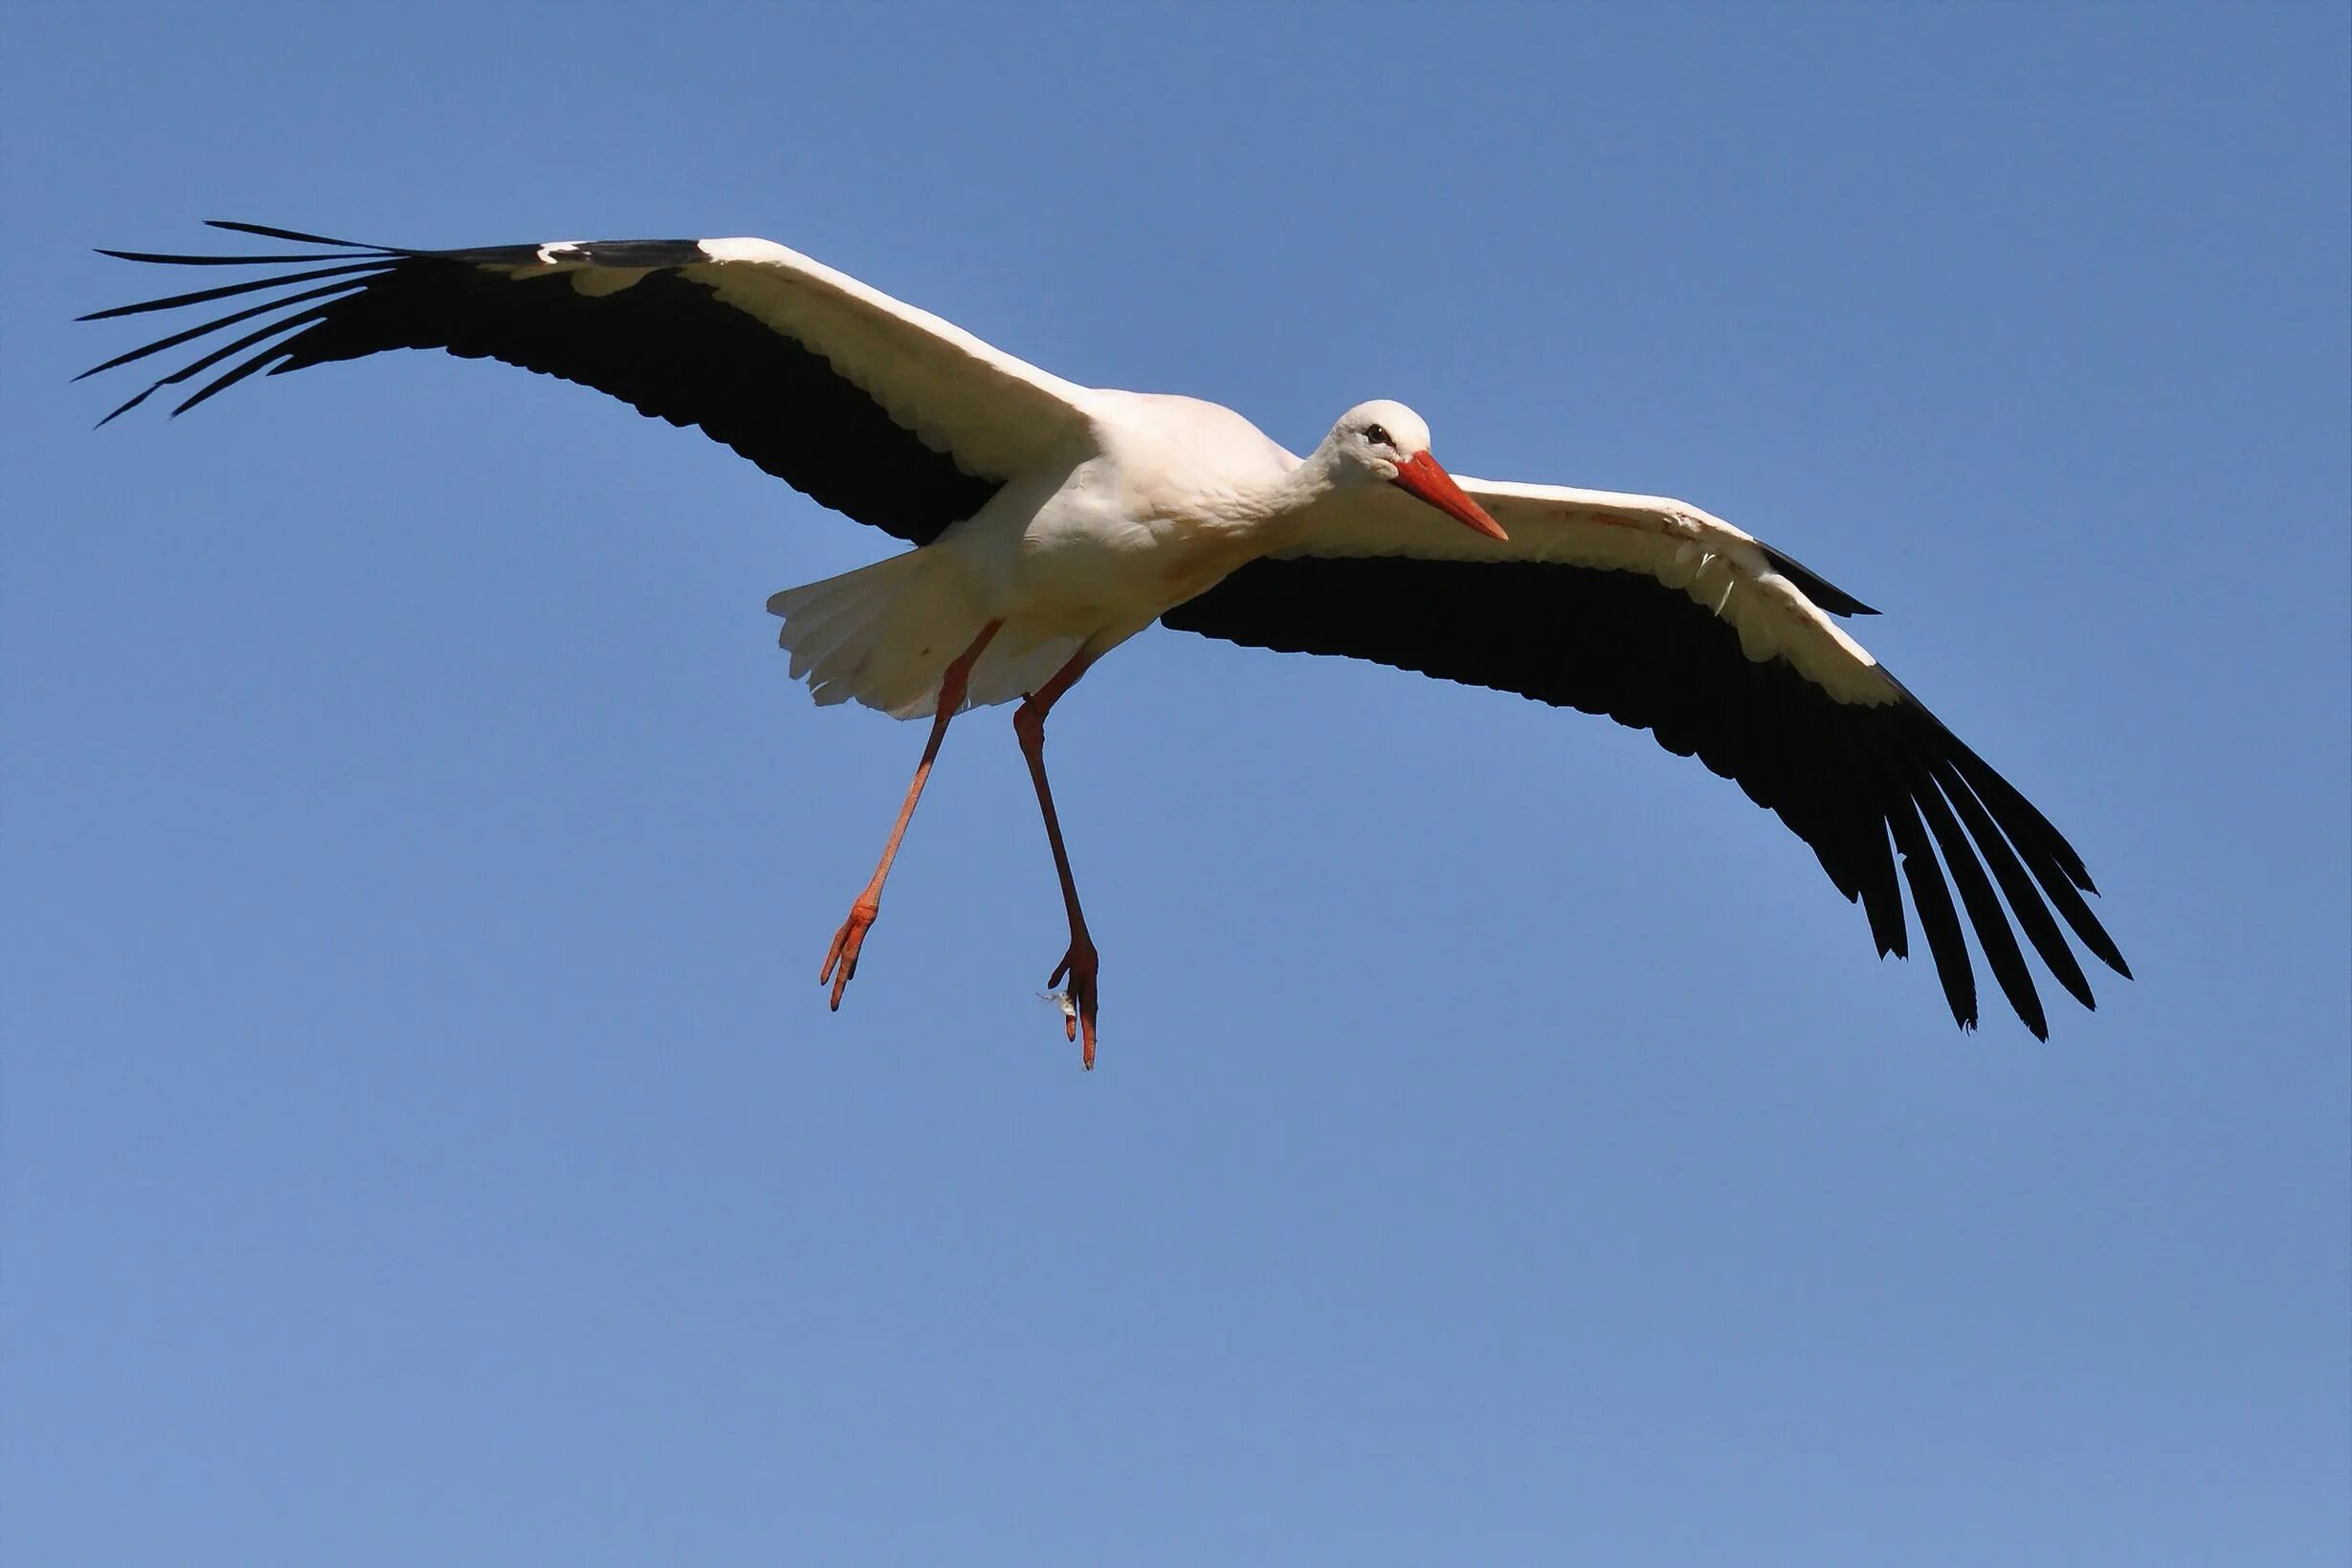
1388, 451, 1509, 541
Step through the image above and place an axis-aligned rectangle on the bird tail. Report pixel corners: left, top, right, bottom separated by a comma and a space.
768, 550, 1076, 719
767, 551, 967, 718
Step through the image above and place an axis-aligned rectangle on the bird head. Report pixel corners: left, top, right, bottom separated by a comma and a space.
1326, 400, 1508, 541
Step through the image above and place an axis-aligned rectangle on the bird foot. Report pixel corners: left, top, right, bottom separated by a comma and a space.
820, 898, 880, 1010
1049, 937, 1099, 1069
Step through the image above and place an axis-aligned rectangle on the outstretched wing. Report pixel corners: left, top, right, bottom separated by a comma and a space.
81, 221, 1101, 545
1161, 475, 2128, 1039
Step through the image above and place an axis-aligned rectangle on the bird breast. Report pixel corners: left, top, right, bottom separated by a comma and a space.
1016, 475, 1262, 618
932, 392, 1302, 636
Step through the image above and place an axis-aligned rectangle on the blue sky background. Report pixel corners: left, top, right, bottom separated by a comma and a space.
6, 4, 2346, 1563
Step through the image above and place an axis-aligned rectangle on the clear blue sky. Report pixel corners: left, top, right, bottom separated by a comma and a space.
6, 4, 2346, 1563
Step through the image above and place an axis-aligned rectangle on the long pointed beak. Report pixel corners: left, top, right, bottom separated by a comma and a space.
1388, 451, 1509, 541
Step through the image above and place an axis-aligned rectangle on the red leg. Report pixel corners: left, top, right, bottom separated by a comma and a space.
820, 621, 1001, 1010
1014, 647, 1101, 1068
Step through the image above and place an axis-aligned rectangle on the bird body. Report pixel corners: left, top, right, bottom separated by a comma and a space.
776, 390, 1371, 718
83, 222, 2130, 1064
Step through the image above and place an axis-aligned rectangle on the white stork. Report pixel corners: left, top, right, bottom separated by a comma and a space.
83, 221, 2130, 1067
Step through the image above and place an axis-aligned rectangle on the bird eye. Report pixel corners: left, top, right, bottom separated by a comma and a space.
1363, 424, 1392, 447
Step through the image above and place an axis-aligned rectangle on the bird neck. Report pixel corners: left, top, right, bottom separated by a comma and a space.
1230, 440, 1346, 534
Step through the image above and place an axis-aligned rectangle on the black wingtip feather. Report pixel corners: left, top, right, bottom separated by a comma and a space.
1762, 545, 1880, 616
77, 260, 389, 323
1911, 763, 2047, 1039
95, 247, 360, 266
1889, 793, 1978, 1032
78, 279, 374, 382
94, 386, 157, 427
204, 219, 376, 248
170, 344, 289, 415
92, 300, 340, 422
1929, 755, 2097, 1013
1939, 738, 2129, 979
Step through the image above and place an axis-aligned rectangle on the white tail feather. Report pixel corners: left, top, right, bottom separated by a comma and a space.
768, 551, 1026, 718
965, 633, 1085, 710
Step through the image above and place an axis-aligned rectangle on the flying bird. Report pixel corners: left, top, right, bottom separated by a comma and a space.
82, 221, 2129, 1067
